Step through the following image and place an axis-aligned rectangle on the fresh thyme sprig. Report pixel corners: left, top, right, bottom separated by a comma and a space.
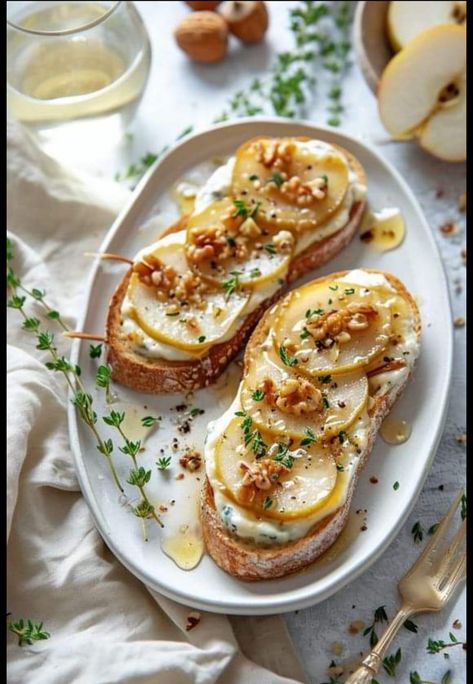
8, 237, 167, 535
96, 364, 114, 404
382, 647, 402, 677
217, 1, 353, 122
7, 241, 123, 492
102, 410, 163, 536
118, 2, 355, 186
363, 605, 388, 647
8, 618, 50, 647
7, 253, 69, 332
427, 632, 466, 654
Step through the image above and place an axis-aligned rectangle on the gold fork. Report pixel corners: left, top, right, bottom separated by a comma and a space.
345, 491, 466, 684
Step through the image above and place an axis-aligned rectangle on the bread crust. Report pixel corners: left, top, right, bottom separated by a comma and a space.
200, 270, 421, 580
106, 146, 366, 393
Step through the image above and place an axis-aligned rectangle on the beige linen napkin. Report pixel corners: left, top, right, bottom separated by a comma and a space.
6, 117, 308, 684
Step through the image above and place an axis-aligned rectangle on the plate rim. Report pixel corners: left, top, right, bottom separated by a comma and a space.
67, 116, 453, 615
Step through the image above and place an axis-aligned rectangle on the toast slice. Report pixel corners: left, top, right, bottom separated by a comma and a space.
107, 144, 366, 394
200, 270, 421, 580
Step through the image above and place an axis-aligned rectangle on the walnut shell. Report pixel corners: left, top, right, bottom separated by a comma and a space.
220, 0, 268, 44
185, 1, 222, 10
175, 11, 228, 63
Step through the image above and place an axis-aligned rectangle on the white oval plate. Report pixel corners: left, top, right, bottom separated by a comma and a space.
68, 119, 452, 615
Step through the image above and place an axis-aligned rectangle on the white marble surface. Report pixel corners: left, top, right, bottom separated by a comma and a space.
44, 2, 466, 682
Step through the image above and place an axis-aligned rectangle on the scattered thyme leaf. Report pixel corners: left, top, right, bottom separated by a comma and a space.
222, 270, 243, 297
404, 619, 418, 633
89, 343, 103, 359
157, 456, 172, 471
382, 647, 402, 677
279, 344, 298, 367
141, 415, 160, 427
8, 618, 50, 647
411, 521, 424, 543
300, 428, 316, 447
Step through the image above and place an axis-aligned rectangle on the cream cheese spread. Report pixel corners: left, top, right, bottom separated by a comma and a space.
119, 141, 367, 361
203, 270, 419, 545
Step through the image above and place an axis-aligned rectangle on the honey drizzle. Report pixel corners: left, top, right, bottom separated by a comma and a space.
380, 416, 412, 445
360, 208, 405, 251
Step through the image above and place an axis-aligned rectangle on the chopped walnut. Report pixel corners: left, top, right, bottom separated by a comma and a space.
239, 217, 262, 238
179, 449, 202, 472
254, 139, 295, 169
186, 316, 200, 334
261, 376, 323, 415
174, 271, 204, 303
440, 221, 459, 235
187, 225, 227, 263
273, 230, 295, 254
306, 303, 378, 343
185, 611, 201, 631
236, 458, 289, 504
133, 253, 207, 306
280, 174, 328, 206
133, 255, 177, 289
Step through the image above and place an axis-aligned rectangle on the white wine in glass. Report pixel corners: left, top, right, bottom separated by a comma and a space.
7, 1, 151, 149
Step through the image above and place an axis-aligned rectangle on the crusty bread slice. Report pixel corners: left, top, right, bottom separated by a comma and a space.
107, 148, 366, 394
200, 271, 421, 580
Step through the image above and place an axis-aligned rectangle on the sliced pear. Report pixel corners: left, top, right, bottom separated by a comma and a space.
365, 292, 415, 392
378, 24, 466, 158
273, 280, 392, 376
127, 272, 249, 352
232, 137, 350, 232
214, 417, 338, 520
136, 231, 189, 273
418, 73, 466, 161
387, 1, 466, 52
241, 344, 368, 440
186, 199, 293, 287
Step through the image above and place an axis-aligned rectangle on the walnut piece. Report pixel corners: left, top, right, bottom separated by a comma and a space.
175, 12, 228, 64
261, 376, 322, 415
185, 611, 201, 631
179, 449, 202, 471
273, 230, 294, 253
254, 139, 295, 169
279, 175, 328, 206
187, 225, 228, 263
306, 303, 378, 344
236, 458, 289, 504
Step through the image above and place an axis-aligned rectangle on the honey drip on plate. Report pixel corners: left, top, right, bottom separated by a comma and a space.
360, 208, 405, 251
380, 416, 412, 445
161, 529, 204, 570
173, 181, 197, 217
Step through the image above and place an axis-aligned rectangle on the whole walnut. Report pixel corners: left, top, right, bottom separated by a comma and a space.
185, 1, 222, 9
220, 1, 268, 44
175, 11, 229, 63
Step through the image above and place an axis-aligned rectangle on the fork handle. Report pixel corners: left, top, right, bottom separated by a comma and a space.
345, 606, 415, 683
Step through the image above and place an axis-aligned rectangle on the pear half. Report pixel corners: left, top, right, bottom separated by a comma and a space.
387, 1, 466, 52
378, 24, 466, 161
